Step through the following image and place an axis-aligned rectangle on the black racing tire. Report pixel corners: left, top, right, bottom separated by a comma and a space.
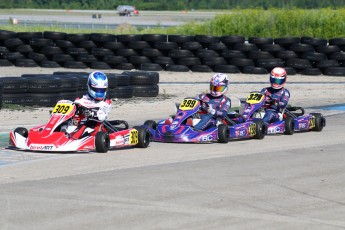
301, 37, 327, 47
15, 59, 39, 67
95, 131, 110, 153
40, 61, 60, 68
220, 35, 245, 45
65, 33, 90, 43
90, 61, 111, 70
191, 65, 213, 72
214, 65, 240, 73
89, 33, 116, 43
43, 31, 66, 40
261, 44, 284, 53
0, 60, 13, 67
16, 45, 33, 54
301, 68, 322, 76
0, 77, 28, 93
202, 57, 226, 66
103, 41, 125, 50
124, 71, 159, 85
110, 86, 133, 98
27, 77, 62, 93
128, 41, 150, 50
134, 126, 151, 148
144, 120, 157, 130
323, 67, 345, 76
221, 50, 246, 59
139, 63, 163, 71
14, 127, 28, 138
115, 49, 138, 57
117, 34, 142, 43
166, 64, 190, 72
132, 85, 159, 97
217, 124, 229, 143
276, 50, 298, 60
316, 45, 341, 54
310, 113, 326, 132
195, 49, 220, 58
248, 51, 274, 60
141, 48, 163, 58
253, 120, 266, 140
168, 35, 194, 44
284, 117, 295, 135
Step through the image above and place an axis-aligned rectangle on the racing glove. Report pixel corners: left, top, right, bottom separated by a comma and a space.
207, 105, 216, 115
83, 109, 94, 118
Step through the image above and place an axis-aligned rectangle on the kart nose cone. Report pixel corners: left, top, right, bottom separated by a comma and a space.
163, 132, 175, 142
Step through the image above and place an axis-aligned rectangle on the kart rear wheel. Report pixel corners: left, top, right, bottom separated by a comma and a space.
310, 113, 326, 132
135, 126, 151, 148
218, 124, 229, 143
253, 120, 266, 139
144, 120, 157, 130
95, 131, 110, 153
14, 127, 28, 138
284, 117, 295, 135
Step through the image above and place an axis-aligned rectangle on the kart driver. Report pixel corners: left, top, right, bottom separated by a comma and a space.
260, 67, 290, 123
62, 71, 112, 133
194, 73, 231, 131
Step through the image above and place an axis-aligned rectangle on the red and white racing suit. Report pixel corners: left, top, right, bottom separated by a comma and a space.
75, 94, 112, 121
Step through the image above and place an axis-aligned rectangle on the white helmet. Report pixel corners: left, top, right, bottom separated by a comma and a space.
87, 71, 108, 101
210, 73, 229, 97
270, 67, 287, 89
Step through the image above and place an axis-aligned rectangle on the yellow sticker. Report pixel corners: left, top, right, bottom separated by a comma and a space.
249, 123, 256, 136
309, 116, 316, 129
51, 103, 74, 115
246, 93, 265, 104
130, 129, 139, 144
179, 99, 199, 110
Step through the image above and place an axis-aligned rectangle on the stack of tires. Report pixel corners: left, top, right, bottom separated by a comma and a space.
1, 30, 345, 75
0, 71, 159, 108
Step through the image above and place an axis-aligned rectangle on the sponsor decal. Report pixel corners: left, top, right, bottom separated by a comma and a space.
249, 123, 256, 136
114, 136, 125, 145
130, 129, 139, 144
309, 116, 316, 129
201, 135, 214, 142
299, 122, 308, 129
236, 130, 247, 137
170, 121, 178, 130
268, 126, 281, 134
29, 145, 54, 151
124, 134, 130, 144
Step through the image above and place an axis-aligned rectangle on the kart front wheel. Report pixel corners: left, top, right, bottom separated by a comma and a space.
135, 126, 151, 148
253, 120, 266, 139
218, 124, 229, 143
95, 131, 110, 153
14, 127, 28, 138
284, 117, 295, 135
144, 120, 157, 130
310, 113, 326, 132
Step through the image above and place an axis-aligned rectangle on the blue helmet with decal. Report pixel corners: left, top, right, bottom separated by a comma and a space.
87, 71, 108, 101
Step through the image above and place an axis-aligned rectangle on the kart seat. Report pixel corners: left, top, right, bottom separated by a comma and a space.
186, 118, 193, 126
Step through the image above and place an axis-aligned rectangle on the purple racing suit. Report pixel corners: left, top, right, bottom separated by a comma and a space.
194, 93, 231, 130
260, 87, 290, 123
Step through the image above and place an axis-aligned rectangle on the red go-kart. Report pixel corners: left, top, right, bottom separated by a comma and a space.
9, 100, 150, 153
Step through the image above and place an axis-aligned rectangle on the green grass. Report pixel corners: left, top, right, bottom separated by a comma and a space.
2, 8, 345, 38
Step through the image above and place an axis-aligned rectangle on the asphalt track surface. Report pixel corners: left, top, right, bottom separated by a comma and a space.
0, 103, 344, 230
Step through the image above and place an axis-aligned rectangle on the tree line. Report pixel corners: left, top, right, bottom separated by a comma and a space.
0, 0, 344, 10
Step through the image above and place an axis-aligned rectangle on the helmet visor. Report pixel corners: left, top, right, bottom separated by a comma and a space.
90, 85, 107, 94
270, 77, 285, 85
210, 85, 226, 92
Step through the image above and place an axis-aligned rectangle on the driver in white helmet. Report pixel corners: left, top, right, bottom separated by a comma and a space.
194, 73, 231, 131
62, 71, 112, 133
260, 67, 290, 123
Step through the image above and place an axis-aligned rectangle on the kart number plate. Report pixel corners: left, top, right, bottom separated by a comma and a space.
246, 93, 264, 104
130, 129, 138, 144
179, 99, 198, 110
249, 123, 256, 136
52, 103, 73, 115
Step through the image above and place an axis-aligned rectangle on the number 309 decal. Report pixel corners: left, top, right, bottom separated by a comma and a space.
52, 103, 73, 115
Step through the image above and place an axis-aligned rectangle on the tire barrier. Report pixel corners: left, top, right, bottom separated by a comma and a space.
0, 70, 159, 108
1, 30, 345, 76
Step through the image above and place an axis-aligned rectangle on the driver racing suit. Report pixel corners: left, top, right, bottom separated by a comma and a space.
62, 94, 112, 133
260, 87, 290, 123
194, 93, 231, 131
